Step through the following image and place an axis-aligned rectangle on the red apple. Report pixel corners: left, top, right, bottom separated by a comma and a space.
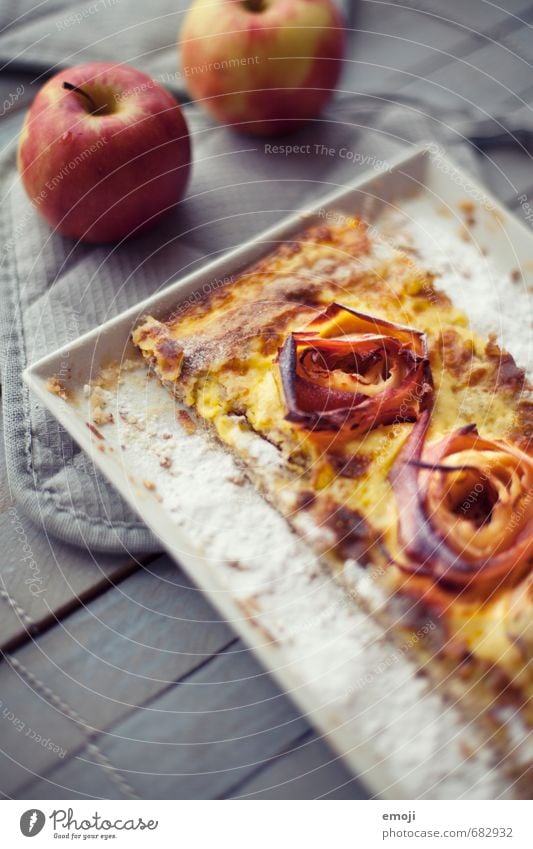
17, 62, 191, 243
180, 0, 345, 136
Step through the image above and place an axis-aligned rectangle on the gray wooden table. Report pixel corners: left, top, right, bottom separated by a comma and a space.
1, 0, 533, 800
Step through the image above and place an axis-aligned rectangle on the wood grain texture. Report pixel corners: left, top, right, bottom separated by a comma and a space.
19, 644, 311, 800
0, 507, 141, 651
225, 730, 369, 800
0, 555, 236, 796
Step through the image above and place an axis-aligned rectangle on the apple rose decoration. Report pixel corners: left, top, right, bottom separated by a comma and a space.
277, 303, 433, 443
390, 414, 533, 600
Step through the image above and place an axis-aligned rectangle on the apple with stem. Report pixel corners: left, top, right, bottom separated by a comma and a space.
180, 0, 345, 136
17, 62, 191, 243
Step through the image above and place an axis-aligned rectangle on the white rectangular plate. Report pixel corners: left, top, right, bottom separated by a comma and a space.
23, 146, 533, 799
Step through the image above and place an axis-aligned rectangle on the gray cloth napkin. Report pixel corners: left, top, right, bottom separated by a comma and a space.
0, 1, 479, 554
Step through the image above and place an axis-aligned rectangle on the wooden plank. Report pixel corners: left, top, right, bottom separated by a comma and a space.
0, 506, 141, 650
0, 555, 236, 796
0, 650, 88, 795
225, 730, 369, 800
15, 745, 144, 801
20, 644, 312, 800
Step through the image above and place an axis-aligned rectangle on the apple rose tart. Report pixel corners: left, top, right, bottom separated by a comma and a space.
390, 413, 533, 601
277, 303, 433, 443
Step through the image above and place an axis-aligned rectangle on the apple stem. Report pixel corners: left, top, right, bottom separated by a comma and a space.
62, 81, 100, 113
243, 0, 265, 11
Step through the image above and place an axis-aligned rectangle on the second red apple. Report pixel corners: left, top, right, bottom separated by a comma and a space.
180, 0, 345, 136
